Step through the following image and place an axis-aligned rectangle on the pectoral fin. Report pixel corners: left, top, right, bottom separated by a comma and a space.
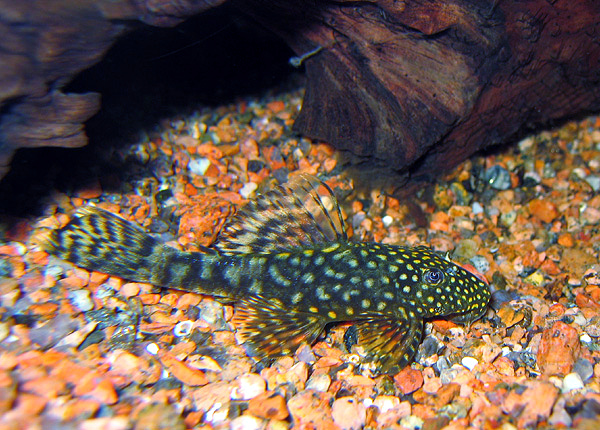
233, 296, 326, 358
352, 313, 424, 374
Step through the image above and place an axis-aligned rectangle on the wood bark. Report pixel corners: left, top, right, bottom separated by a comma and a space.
239, 0, 600, 177
0, 0, 225, 178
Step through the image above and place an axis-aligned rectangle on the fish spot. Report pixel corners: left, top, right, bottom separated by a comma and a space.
360, 249, 369, 257
377, 302, 386, 311
376, 254, 388, 261
406, 264, 414, 270
403, 286, 411, 294
334, 272, 346, 280
302, 272, 315, 284
350, 290, 360, 296
291, 292, 303, 304
400, 273, 408, 280
367, 261, 377, 269
389, 265, 399, 273
343, 292, 351, 302
427, 296, 434, 303
325, 268, 336, 277
383, 292, 394, 300
290, 257, 301, 266
309, 306, 319, 313
364, 279, 374, 288
412, 274, 418, 282
322, 244, 341, 253
315, 255, 325, 265
416, 291, 423, 299
348, 259, 359, 268
316, 286, 331, 300
304, 250, 314, 257
362, 299, 371, 308
346, 307, 355, 316
382, 276, 390, 284
333, 284, 343, 291
350, 276, 360, 284
275, 252, 290, 260
328, 311, 337, 319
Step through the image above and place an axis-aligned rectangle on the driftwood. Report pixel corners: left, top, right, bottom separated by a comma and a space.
1, 0, 600, 179
0, 0, 225, 178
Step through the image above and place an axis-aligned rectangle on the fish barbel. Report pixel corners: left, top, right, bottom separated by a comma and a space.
43, 175, 490, 373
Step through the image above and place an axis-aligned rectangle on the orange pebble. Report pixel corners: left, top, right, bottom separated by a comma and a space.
120, 283, 140, 298
156, 349, 208, 386
558, 233, 575, 247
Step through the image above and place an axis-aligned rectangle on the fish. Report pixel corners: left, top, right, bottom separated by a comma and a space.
42, 175, 491, 373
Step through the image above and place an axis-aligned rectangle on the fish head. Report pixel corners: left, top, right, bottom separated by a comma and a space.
403, 246, 491, 320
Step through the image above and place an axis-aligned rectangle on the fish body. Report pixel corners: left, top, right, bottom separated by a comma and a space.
44, 176, 490, 373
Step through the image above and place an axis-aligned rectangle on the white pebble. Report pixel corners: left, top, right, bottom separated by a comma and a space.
231, 373, 266, 400
68, 290, 94, 312
562, 372, 584, 392
461, 356, 478, 370
173, 320, 194, 337
472, 202, 484, 215
580, 333, 592, 343
230, 415, 266, 430
146, 343, 159, 355
382, 215, 394, 227
188, 157, 211, 175
239, 182, 258, 199
305, 373, 331, 392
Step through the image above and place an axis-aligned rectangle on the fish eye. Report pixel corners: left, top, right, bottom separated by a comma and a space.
424, 268, 444, 285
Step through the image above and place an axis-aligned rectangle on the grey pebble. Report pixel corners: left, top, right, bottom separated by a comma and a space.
68, 289, 94, 312
573, 358, 594, 381
484, 165, 512, 190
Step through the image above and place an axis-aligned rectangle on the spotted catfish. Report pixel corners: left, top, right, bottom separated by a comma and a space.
43, 175, 490, 373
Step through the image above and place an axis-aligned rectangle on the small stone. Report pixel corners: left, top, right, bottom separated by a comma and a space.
382, 215, 393, 227
305, 373, 331, 392
562, 372, 584, 392
247, 391, 289, 420
231, 373, 266, 400
573, 358, 594, 381
470, 255, 490, 275
68, 289, 94, 312
393, 366, 423, 395
230, 415, 266, 430
461, 356, 478, 371
331, 397, 366, 430
134, 403, 185, 430
240, 182, 258, 199
484, 165, 511, 190
585, 175, 600, 191
528, 199, 559, 223
188, 157, 211, 175
537, 321, 581, 376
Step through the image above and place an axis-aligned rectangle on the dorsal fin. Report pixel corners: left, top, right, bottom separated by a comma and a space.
213, 175, 347, 255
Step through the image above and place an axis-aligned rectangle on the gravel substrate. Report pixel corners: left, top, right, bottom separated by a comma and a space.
1, 86, 600, 430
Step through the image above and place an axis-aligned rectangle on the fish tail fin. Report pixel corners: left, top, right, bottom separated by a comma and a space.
42, 207, 184, 286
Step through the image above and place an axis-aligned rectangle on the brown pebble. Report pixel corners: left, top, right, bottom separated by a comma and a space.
529, 198, 559, 223
537, 321, 581, 376
393, 366, 423, 395
247, 391, 289, 420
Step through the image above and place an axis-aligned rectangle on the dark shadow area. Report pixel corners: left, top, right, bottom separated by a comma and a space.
0, 4, 299, 218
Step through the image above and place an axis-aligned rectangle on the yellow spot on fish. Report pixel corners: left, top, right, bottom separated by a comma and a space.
348, 259, 359, 268
309, 306, 319, 313
275, 253, 290, 259
362, 299, 371, 308
346, 307, 355, 316
322, 244, 341, 253
303, 250, 314, 257
328, 311, 337, 319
